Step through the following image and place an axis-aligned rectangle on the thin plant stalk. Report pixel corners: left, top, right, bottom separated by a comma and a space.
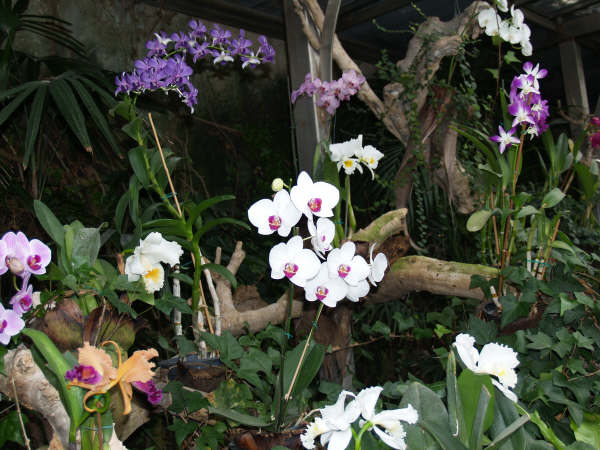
344, 174, 351, 238
275, 280, 296, 431
11, 377, 31, 450
172, 265, 182, 336
284, 302, 324, 402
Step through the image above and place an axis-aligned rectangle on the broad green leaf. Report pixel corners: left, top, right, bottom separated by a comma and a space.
33, 199, 65, 246
283, 339, 325, 399
200, 263, 237, 289
167, 419, 197, 447
186, 195, 235, 226
516, 205, 540, 219
467, 209, 493, 232
446, 350, 467, 444
114, 191, 128, 233
143, 218, 188, 238
193, 218, 249, 243
0, 80, 44, 102
128, 146, 150, 188
23, 84, 47, 168
541, 188, 565, 209
571, 414, 600, 449
552, 240, 576, 255
71, 226, 101, 268
0, 411, 28, 447
208, 406, 271, 427
458, 369, 495, 438
155, 294, 193, 316
469, 385, 491, 450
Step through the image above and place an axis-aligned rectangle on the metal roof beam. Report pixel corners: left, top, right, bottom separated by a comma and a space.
337, 0, 414, 31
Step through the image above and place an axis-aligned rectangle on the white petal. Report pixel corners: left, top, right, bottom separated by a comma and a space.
312, 181, 340, 217
139, 232, 183, 267
453, 334, 480, 372
346, 279, 370, 302
373, 424, 407, 450
373, 404, 419, 425
369, 253, 388, 285
142, 263, 164, 293
345, 255, 370, 286
357, 386, 383, 421
326, 428, 353, 450
269, 242, 289, 279
492, 379, 518, 402
248, 198, 275, 234
293, 249, 321, 287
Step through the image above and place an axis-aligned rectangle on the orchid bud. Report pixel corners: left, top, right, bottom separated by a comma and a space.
6, 256, 25, 276
271, 178, 284, 192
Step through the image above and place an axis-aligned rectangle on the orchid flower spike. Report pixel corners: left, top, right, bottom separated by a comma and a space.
290, 171, 340, 220
356, 386, 419, 450
453, 333, 520, 402
248, 190, 301, 237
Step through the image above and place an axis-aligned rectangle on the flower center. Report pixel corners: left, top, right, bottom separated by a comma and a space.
316, 286, 329, 301
283, 262, 298, 278
308, 197, 322, 212
0, 320, 6, 333
144, 267, 162, 283
6, 256, 24, 275
27, 254, 42, 271
343, 160, 353, 168
19, 295, 32, 311
338, 264, 351, 278
268, 215, 282, 230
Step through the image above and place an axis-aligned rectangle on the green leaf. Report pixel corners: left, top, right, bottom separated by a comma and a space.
143, 218, 188, 238
167, 419, 197, 447
526, 332, 553, 350
0, 80, 44, 102
571, 414, 600, 449
128, 146, 150, 188
0, 345, 7, 375
193, 217, 249, 243
33, 199, 65, 247
503, 50, 520, 64
155, 294, 193, 316
469, 385, 491, 450
49, 77, 92, 152
458, 370, 495, 438
0, 84, 37, 128
0, 411, 28, 447
23, 84, 47, 169
21, 328, 84, 442
200, 331, 243, 365
541, 188, 565, 209
500, 294, 530, 328
487, 390, 527, 450
199, 263, 237, 289
186, 195, 236, 226
71, 226, 101, 268
208, 406, 271, 427
486, 68, 499, 79
174, 336, 197, 357
238, 348, 273, 386
467, 210, 494, 232
447, 350, 467, 444
114, 192, 128, 233
516, 205, 540, 219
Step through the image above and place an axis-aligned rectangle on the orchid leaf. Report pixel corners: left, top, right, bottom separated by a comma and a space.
469, 384, 491, 449
23, 84, 46, 169
199, 263, 237, 289
186, 195, 236, 226
33, 199, 65, 247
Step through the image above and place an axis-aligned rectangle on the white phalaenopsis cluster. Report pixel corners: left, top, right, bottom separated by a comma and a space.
124, 232, 183, 293
329, 135, 384, 178
247, 171, 388, 307
478, 1, 532, 56
301, 386, 418, 450
453, 333, 520, 402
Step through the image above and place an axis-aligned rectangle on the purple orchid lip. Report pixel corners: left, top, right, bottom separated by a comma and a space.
283, 262, 299, 278
268, 215, 282, 230
65, 364, 102, 385
316, 286, 329, 301
308, 198, 322, 213
0, 320, 7, 333
27, 254, 42, 271
338, 264, 351, 278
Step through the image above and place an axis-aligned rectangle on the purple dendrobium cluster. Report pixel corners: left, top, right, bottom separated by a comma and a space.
65, 364, 102, 385
508, 61, 549, 138
133, 379, 163, 405
115, 21, 275, 112
0, 231, 50, 345
291, 70, 366, 115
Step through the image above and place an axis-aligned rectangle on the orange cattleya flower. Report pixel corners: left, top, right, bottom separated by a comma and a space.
66, 340, 158, 414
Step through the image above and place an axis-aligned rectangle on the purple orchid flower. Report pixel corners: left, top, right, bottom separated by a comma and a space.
133, 380, 163, 405
1, 231, 51, 277
508, 98, 535, 128
0, 303, 25, 345
188, 19, 207, 39
522, 61, 547, 89
65, 364, 102, 384
490, 125, 520, 154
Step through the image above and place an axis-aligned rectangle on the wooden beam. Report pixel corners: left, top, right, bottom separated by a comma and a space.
559, 38, 589, 137
550, 0, 600, 19
521, 6, 558, 31
337, 0, 414, 31
560, 12, 600, 38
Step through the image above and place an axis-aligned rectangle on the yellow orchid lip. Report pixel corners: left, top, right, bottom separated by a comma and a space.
67, 340, 158, 415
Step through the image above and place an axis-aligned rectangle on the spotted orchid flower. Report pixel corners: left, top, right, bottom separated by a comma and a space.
368, 244, 388, 286
307, 218, 335, 258
290, 171, 339, 220
269, 235, 320, 287
453, 333, 519, 402
304, 263, 348, 308
356, 386, 419, 450
489, 125, 520, 154
300, 390, 360, 450
247, 190, 301, 237
65, 341, 159, 414
125, 232, 183, 293
0, 303, 25, 345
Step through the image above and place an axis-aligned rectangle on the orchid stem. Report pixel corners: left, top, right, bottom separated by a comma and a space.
354, 421, 372, 450
344, 174, 350, 239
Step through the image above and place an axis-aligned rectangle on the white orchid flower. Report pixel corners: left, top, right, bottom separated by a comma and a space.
356, 386, 419, 450
326, 241, 370, 286
368, 244, 388, 286
304, 263, 348, 308
269, 235, 320, 287
453, 333, 520, 402
307, 217, 335, 258
247, 190, 301, 237
329, 135, 363, 163
337, 157, 363, 175
510, 5, 525, 27
290, 171, 340, 219
496, 0, 508, 13
301, 390, 360, 450
213, 51, 234, 64
520, 39, 533, 57
346, 279, 370, 302
357, 144, 384, 179
124, 232, 183, 293
478, 8, 500, 36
